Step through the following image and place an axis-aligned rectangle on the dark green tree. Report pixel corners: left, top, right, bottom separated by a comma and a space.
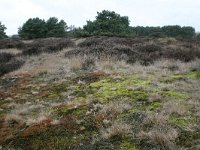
18, 17, 67, 39
180, 26, 195, 38
162, 25, 182, 37
196, 33, 200, 40
0, 22, 7, 39
18, 18, 47, 39
46, 17, 67, 37
83, 10, 130, 36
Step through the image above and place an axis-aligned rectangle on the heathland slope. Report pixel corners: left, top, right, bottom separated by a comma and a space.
0, 37, 200, 149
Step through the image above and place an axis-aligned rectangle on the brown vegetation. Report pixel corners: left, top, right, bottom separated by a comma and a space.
0, 37, 199, 149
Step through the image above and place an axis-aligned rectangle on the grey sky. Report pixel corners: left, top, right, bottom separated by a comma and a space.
1, 0, 200, 35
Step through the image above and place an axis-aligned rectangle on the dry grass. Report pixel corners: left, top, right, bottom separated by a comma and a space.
163, 101, 188, 116
9, 102, 45, 116
154, 59, 200, 74
4, 114, 24, 126
95, 56, 136, 74
5, 101, 57, 127
137, 128, 178, 149
143, 113, 168, 127
99, 101, 132, 116
87, 101, 132, 124
26, 111, 51, 126
50, 119, 61, 125
101, 121, 131, 139
148, 93, 162, 102
67, 56, 85, 71
0, 48, 22, 55
10, 49, 71, 79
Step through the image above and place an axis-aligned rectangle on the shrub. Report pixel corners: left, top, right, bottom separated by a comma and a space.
44, 38, 74, 53
5, 114, 24, 127
138, 44, 162, 53
137, 128, 178, 149
101, 121, 131, 139
0, 53, 14, 63
22, 46, 42, 55
164, 48, 200, 62
22, 38, 74, 55
66, 37, 200, 65
78, 37, 104, 47
0, 58, 25, 76
81, 58, 95, 70
0, 39, 24, 49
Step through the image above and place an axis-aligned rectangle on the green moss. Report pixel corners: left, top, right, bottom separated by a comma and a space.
49, 105, 87, 117
47, 93, 60, 99
186, 71, 200, 80
147, 102, 161, 111
164, 71, 200, 83
90, 76, 150, 102
31, 136, 69, 150
171, 74, 185, 81
121, 140, 139, 150
0, 108, 7, 118
168, 116, 196, 127
161, 90, 187, 100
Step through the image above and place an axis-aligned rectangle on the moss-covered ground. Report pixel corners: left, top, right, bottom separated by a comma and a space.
0, 61, 199, 150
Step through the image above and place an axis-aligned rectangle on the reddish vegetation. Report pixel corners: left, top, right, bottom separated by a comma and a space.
75, 70, 109, 83
59, 116, 79, 130
21, 118, 53, 137
0, 127, 13, 144
0, 118, 26, 144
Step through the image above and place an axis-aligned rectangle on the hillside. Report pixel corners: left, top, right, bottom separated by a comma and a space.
0, 37, 200, 150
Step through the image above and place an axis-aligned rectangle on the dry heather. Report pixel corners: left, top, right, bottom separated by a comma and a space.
0, 37, 200, 150
137, 128, 179, 149
101, 121, 132, 139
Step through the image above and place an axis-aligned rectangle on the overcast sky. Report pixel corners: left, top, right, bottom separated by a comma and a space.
0, 0, 200, 35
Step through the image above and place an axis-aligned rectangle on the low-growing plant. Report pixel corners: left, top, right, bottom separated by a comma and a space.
0, 58, 25, 76
137, 128, 178, 149
101, 121, 131, 139
0, 39, 24, 49
0, 52, 14, 63
22, 38, 74, 55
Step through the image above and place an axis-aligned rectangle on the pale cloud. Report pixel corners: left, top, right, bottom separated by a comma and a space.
0, 0, 200, 35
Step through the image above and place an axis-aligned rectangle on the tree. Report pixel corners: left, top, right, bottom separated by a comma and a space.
46, 17, 67, 37
18, 18, 47, 39
196, 33, 200, 40
162, 25, 183, 37
180, 26, 195, 38
18, 17, 67, 39
0, 22, 7, 39
83, 10, 130, 36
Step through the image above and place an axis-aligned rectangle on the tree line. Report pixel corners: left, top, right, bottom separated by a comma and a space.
0, 10, 200, 39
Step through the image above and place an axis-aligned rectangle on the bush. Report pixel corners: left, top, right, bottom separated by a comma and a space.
0, 53, 14, 63
0, 58, 24, 76
78, 37, 105, 47
22, 46, 42, 55
138, 44, 162, 53
82, 58, 95, 70
67, 37, 200, 65
0, 39, 24, 49
164, 48, 200, 62
22, 38, 74, 55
